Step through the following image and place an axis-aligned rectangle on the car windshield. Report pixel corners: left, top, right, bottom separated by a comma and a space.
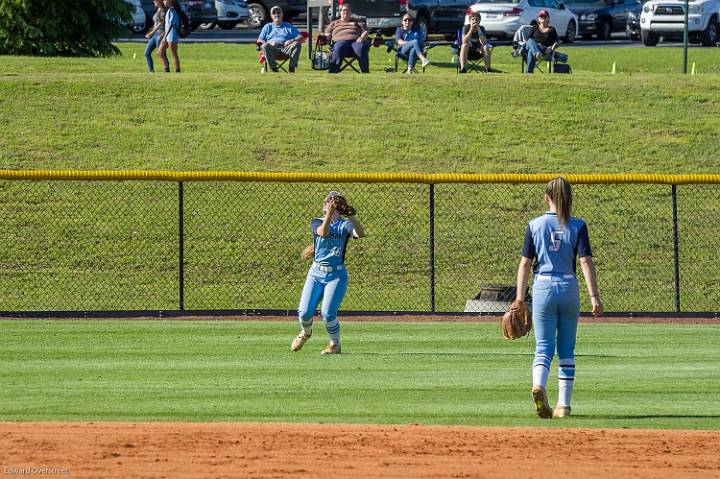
473, 0, 522, 4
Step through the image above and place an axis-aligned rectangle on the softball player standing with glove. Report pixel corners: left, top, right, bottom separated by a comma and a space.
291, 191, 365, 354
513, 177, 603, 418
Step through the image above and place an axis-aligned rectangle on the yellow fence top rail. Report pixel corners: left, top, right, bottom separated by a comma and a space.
1, 170, 719, 185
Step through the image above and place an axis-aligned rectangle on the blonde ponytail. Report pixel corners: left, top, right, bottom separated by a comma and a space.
301, 243, 314, 260
545, 176, 572, 226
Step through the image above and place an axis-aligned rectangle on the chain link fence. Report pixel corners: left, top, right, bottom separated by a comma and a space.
0, 174, 718, 314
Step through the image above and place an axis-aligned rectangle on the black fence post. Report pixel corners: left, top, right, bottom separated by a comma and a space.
672, 184, 680, 312
429, 184, 436, 312
179, 181, 185, 311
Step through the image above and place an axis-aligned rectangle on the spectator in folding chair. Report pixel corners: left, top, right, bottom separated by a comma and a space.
256, 6, 305, 73
459, 12, 495, 73
325, 5, 370, 73
520, 10, 568, 74
392, 14, 431, 74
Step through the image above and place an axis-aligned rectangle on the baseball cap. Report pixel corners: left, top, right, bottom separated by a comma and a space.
270, 6, 282, 14
537, 9, 549, 17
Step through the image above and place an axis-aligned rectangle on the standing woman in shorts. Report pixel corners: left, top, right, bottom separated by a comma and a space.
291, 192, 365, 355
513, 177, 603, 418
159, 0, 182, 73
144, 0, 167, 73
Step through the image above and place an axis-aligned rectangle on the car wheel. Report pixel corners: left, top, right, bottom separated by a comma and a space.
564, 20, 576, 43
641, 29, 658, 46
701, 17, 719, 46
131, 12, 151, 34
218, 21, 239, 30
246, 3, 269, 29
599, 19, 612, 40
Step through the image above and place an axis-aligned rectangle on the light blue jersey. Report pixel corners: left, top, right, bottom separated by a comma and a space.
311, 218, 354, 266
522, 212, 592, 276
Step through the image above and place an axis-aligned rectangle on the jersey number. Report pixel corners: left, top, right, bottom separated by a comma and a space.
549, 230, 565, 252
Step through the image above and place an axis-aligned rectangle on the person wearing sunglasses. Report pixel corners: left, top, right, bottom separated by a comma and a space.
524, 10, 560, 73
395, 14, 431, 74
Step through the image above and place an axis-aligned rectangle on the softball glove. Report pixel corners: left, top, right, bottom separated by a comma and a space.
501, 300, 532, 340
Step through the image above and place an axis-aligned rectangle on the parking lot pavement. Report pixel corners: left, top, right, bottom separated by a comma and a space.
118, 26, 710, 47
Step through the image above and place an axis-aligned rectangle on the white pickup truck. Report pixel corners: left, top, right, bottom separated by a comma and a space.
639, 0, 719, 45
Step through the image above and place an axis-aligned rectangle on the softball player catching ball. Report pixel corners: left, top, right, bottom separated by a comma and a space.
291, 191, 365, 354
513, 177, 603, 418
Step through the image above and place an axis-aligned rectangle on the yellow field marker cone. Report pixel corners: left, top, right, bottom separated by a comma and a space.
691, 62, 696, 75
611, 61, 616, 74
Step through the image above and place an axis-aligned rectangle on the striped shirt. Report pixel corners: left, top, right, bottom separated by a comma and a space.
325, 19, 367, 42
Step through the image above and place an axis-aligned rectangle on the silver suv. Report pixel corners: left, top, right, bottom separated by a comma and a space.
639, 0, 720, 45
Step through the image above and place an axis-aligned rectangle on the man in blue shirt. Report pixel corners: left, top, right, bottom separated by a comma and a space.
257, 6, 304, 72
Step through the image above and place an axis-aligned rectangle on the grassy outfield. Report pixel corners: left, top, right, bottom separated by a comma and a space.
0, 43, 719, 173
1, 320, 719, 429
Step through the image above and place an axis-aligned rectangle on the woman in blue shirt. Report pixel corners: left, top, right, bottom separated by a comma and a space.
158, 0, 182, 73
395, 14, 430, 74
292, 192, 365, 355
513, 177, 603, 419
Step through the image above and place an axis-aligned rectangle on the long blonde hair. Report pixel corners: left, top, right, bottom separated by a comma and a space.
545, 176, 572, 226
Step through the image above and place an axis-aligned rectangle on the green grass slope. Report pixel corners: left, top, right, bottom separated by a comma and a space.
1, 44, 719, 173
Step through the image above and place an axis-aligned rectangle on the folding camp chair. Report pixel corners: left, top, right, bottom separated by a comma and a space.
257, 32, 309, 73
385, 39, 437, 73
512, 25, 568, 73
314, 34, 363, 73
450, 28, 491, 74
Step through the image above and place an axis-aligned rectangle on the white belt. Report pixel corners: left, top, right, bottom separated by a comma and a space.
535, 274, 575, 281
313, 263, 345, 273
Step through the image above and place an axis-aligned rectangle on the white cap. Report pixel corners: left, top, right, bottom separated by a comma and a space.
324, 191, 342, 202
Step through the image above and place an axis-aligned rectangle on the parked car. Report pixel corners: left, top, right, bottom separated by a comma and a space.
564, 0, 638, 39
338, 0, 473, 36
625, 0, 642, 39
467, 0, 578, 42
186, 0, 218, 29
244, 0, 306, 28
126, 0, 150, 33
217, 0, 250, 28
200, 0, 250, 29
640, 0, 720, 46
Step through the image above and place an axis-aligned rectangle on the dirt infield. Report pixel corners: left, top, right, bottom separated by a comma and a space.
1, 422, 719, 478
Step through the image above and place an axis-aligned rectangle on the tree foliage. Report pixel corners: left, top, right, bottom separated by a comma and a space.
0, 0, 132, 56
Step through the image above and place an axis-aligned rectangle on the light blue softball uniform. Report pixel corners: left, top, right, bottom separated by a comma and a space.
297, 218, 356, 346
165, 7, 180, 43
522, 212, 592, 400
